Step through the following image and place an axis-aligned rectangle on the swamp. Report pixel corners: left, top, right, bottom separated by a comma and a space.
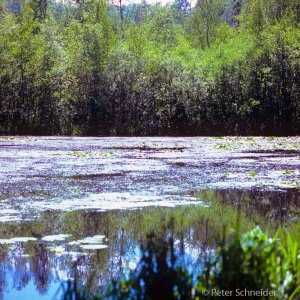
0, 136, 299, 299
0, 0, 300, 298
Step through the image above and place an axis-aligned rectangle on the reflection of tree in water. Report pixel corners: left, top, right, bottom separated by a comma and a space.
12, 257, 30, 291
68, 212, 132, 290
48, 209, 218, 290
208, 189, 300, 224
107, 227, 135, 280
119, 227, 125, 273
31, 244, 50, 295
0, 247, 7, 300
51, 210, 143, 291
0, 244, 31, 293
1, 191, 299, 298
0, 276, 4, 300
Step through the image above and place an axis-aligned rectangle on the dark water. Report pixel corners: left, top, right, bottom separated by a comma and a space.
0, 136, 299, 299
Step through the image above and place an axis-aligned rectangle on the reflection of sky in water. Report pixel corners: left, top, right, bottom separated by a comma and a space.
0, 241, 206, 300
0, 137, 299, 299
3, 271, 62, 300
32, 193, 203, 211
0, 187, 298, 300
0, 207, 215, 300
0, 137, 300, 222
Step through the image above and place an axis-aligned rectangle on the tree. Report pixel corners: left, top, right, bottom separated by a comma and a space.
188, 0, 224, 48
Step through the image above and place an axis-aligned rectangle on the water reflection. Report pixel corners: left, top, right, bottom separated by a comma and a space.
199, 189, 300, 224
1, 136, 300, 223
0, 189, 299, 299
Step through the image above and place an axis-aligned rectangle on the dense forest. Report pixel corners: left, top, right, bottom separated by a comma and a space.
0, 0, 299, 136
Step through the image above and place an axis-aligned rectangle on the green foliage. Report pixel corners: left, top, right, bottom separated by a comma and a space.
186, 0, 225, 48
0, 0, 299, 135
197, 227, 300, 299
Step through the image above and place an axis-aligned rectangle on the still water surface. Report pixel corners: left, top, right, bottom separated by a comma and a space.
0, 136, 299, 299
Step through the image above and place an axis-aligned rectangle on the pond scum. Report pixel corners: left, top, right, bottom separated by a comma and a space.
59, 225, 300, 300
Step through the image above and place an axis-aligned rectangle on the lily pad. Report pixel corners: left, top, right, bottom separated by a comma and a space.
68, 240, 80, 246
42, 234, 70, 242
10, 237, 37, 242
80, 244, 108, 250
0, 239, 14, 244
0, 237, 37, 244
77, 235, 105, 244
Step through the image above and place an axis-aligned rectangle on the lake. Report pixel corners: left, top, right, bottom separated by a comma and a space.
0, 136, 299, 299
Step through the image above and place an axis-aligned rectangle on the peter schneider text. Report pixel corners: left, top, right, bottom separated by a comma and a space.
209, 289, 276, 297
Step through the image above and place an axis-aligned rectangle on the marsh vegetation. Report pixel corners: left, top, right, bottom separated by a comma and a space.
0, 137, 299, 299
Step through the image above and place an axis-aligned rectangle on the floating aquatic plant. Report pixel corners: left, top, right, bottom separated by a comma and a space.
80, 245, 108, 250
77, 235, 106, 244
0, 237, 37, 244
281, 169, 292, 175
42, 234, 70, 242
